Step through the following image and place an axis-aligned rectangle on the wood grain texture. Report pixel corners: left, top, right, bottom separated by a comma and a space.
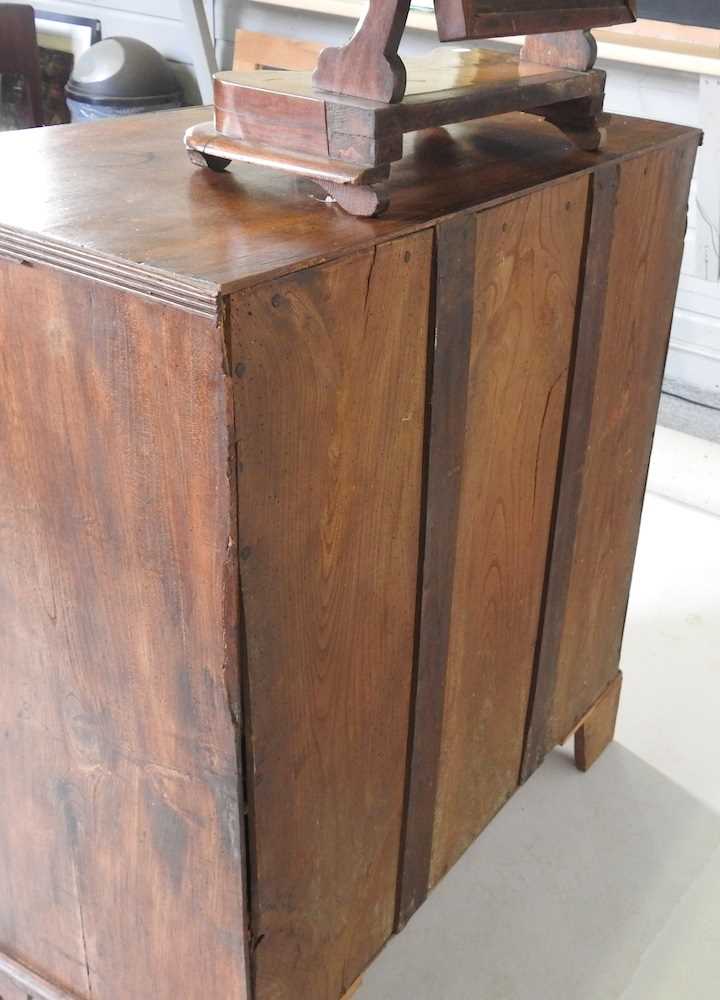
229, 233, 432, 1000
429, 178, 589, 888
0, 3, 43, 127
0, 262, 249, 1000
313, 0, 412, 103
436, 0, 636, 43
521, 29, 598, 70
215, 55, 601, 169
534, 140, 698, 758
396, 214, 476, 928
521, 161, 619, 781
0, 106, 698, 298
574, 672, 622, 771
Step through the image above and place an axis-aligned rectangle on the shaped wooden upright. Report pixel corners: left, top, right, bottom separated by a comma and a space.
186, 0, 638, 215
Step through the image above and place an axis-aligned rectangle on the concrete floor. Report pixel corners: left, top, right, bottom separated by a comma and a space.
357, 425, 720, 1000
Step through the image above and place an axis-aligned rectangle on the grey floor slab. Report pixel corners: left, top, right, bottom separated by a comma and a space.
619, 846, 720, 1000
357, 747, 720, 1000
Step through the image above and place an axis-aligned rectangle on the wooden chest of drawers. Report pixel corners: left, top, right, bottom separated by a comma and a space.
0, 108, 699, 1000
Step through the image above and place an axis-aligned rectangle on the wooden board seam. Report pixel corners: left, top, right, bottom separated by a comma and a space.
224, 294, 261, 997
0, 127, 699, 306
396, 214, 476, 929
0, 225, 221, 320
214, 128, 701, 298
519, 160, 620, 783
221, 293, 255, 1000
520, 136, 700, 782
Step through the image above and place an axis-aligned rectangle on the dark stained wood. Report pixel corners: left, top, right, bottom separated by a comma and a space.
313, 0, 412, 103
0, 262, 249, 1000
0, 951, 79, 1000
186, 118, 386, 185
0, 105, 698, 297
200, 0, 635, 208
428, 177, 589, 889
229, 234, 432, 1000
521, 28, 598, 70
521, 162, 620, 782
0, 107, 701, 1000
312, 177, 391, 216
0, 3, 43, 127
214, 73, 331, 157
308, 0, 633, 100
397, 214, 477, 929
529, 98, 607, 151
187, 145, 232, 172
574, 672, 623, 771
436, 0, 636, 43
522, 140, 698, 767
211, 53, 603, 187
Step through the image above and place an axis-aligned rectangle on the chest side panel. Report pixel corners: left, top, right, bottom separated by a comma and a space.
230, 232, 432, 1000
0, 263, 249, 1000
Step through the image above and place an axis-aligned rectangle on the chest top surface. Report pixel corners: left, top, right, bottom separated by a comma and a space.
0, 106, 697, 315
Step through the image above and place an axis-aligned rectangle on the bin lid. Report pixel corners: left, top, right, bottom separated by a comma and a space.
66, 37, 182, 105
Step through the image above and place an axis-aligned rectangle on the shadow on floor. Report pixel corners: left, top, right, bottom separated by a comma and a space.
358, 745, 720, 1000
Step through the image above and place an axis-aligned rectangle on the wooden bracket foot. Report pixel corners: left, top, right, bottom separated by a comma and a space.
573, 672, 622, 772
521, 29, 606, 151
529, 95, 608, 152
313, 178, 390, 217
187, 147, 231, 172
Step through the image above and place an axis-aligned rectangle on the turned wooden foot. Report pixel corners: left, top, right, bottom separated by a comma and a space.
574, 673, 622, 772
187, 148, 231, 172
313, 179, 390, 217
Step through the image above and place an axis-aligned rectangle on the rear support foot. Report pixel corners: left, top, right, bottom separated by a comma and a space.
574, 672, 623, 772
531, 96, 608, 152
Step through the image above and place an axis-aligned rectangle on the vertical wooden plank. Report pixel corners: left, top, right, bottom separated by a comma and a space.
525, 140, 698, 764
0, 263, 249, 1000
396, 215, 476, 928
521, 162, 620, 781
428, 178, 589, 888
230, 232, 432, 1000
